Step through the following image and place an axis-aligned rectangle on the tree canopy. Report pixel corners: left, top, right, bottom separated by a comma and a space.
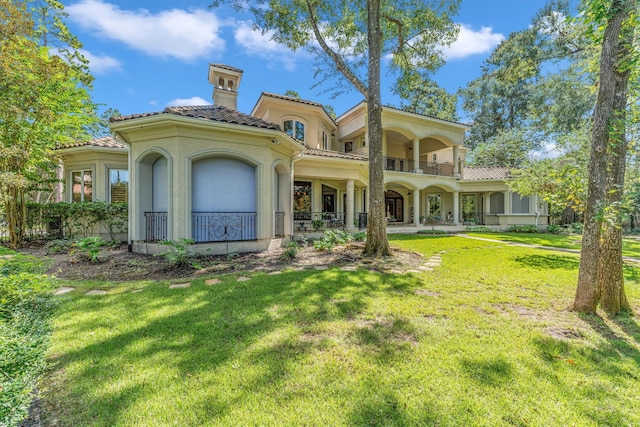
0, 0, 95, 246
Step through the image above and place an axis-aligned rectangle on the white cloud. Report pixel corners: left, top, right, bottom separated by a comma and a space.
441, 24, 504, 60
66, 0, 225, 61
166, 97, 211, 107
80, 49, 122, 74
233, 21, 301, 71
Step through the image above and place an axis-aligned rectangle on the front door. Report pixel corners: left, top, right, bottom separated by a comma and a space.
385, 190, 403, 222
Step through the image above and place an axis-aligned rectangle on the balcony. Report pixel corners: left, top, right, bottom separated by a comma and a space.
383, 157, 454, 177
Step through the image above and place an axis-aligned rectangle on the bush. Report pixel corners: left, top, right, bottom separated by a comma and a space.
508, 225, 539, 233
566, 222, 583, 234
0, 258, 54, 427
352, 231, 366, 241
72, 236, 106, 263
417, 229, 447, 235
156, 239, 199, 268
465, 226, 492, 233
313, 230, 353, 252
546, 224, 561, 234
282, 241, 300, 260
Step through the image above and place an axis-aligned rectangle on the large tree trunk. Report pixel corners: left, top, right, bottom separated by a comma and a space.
573, 0, 634, 313
363, 0, 391, 257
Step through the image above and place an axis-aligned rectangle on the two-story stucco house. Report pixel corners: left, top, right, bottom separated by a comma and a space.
56, 63, 548, 254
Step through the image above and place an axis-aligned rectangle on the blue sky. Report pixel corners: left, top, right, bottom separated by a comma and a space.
60, 0, 567, 119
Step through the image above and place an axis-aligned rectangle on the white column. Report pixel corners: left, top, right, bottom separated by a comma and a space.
453, 191, 460, 225
346, 179, 355, 231
413, 190, 420, 227
312, 180, 322, 214
453, 145, 460, 177
413, 139, 422, 173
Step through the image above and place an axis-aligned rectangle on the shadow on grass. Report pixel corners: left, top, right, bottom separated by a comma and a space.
530, 312, 640, 426
44, 268, 422, 426
514, 254, 580, 270
459, 356, 514, 386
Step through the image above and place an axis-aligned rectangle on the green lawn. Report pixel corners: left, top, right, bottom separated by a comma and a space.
42, 235, 640, 426
465, 232, 640, 258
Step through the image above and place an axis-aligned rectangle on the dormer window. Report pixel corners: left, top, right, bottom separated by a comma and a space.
218, 77, 224, 88
228, 80, 234, 90
322, 130, 329, 150
345, 141, 353, 153
284, 120, 305, 142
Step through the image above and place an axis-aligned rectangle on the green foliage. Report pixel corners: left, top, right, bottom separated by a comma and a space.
566, 222, 584, 234
24, 202, 128, 241
311, 218, 325, 232
157, 239, 198, 268
282, 240, 300, 260
352, 231, 366, 241
417, 229, 447, 235
546, 224, 561, 234
0, 249, 54, 427
72, 236, 106, 263
0, 1, 96, 247
45, 239, 72, 254
394, 76, 458, 121
313, 229, 353, 251
508, 225, 540, 233
465, 226, 492, 232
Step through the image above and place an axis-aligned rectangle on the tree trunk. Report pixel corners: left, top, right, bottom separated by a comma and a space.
363, 0, 391, 257
573, 0, 634, 313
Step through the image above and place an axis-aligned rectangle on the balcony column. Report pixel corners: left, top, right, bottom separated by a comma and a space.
413, 139, 422, 173
346, 179, 355, 231
312, 179, 322, 213
382, 131, 387, 157
413, 190, 420, 227
453, 191, 460, 225
453, 145, 460, 177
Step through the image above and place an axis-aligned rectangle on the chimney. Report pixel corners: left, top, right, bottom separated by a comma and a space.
208, 63, 243, 110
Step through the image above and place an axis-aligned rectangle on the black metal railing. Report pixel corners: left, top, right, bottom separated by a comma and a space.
460, 212, 484, 225
419, 161, 455, 177
294, 212, 345, 232
192, 212, 256, 242
358, 212, 368, 229
275, 212, 285, 237
145, 211, 168, 241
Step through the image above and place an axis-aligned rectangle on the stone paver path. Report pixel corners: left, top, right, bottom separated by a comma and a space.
205, 278, 221, 285
85, 290, 107, 295
169, 283, 191, 289
55, 287, 75, 295
237, 276, 250, 282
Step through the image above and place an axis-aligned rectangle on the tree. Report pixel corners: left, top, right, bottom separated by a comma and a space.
212, 0, 460, 256
459, 0, 596, 167
84, 107, 122, 138
393, 76, 458, 121
573, 0, 638, 315
0, 0, 95, 247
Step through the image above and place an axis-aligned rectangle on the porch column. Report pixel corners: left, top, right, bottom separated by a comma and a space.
453, 191, 460, 225
346, 179, 355, 231
453, 145, 460, 177
312, 180, 322, 213
413, 190, 420, 227
413, 139, 422, 173
382, 131, 387, 157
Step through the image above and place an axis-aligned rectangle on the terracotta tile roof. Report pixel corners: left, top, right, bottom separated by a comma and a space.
58, 136, 126, 150
261, 92, 325, 108
462, 166, 511, 180
111, 105, 280, 130
209, 63, 243, 73
304, 148, 368, 161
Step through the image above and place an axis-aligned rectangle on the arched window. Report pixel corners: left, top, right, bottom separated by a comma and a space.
284, 119, 305, 142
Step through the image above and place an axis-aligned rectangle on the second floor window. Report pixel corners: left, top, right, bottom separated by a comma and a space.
284, 120, 305, 142
322, 130, 329, 150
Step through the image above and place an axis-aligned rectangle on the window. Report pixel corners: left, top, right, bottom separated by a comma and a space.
284, 119, 305, 142
511, 192, 530, 214
293, 181, 312, 219
344, 141, 353, 153
432, 153, 438, 162
322, 130, 329, 150
109, 169, 129, 203
71, 170, 92, 202
427, 194, 441, 220
490, 192, 504, 214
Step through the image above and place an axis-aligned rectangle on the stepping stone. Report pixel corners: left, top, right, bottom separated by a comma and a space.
205, 278, 221, 285
268, 271, 282, 275
418, 266, 434, 271
390, 270, 403, 274
55, 287, 75, 295
131, 289, 143, 293
86, 290, 107, 295
340, 266, 357, 271
425, 262, 440, 267
237, 276, 250, 282
407, 270, 422, 274
169, 283, 191, 289
314, 265, 329, 270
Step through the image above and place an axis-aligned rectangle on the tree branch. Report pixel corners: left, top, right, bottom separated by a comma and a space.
383, 14, 404, 52
304, 0, 368, 97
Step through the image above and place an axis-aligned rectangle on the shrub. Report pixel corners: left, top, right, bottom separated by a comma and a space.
157, 239, 199, 268
566, 222, 583, 234
282, 241, 300, 260
72, 236, 106, 263
546, 224, 561, 234
313, 230, 352, 251
45, 239, 72, 254
508, 225, 539, 233
465, 226, 492, 233
417, 229, 447, 235
352, 231, 366, 241
0, 260, 54, 427
311, 218, 325, 231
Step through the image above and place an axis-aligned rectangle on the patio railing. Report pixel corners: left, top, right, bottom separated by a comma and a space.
145, 211, 168, 241
192, 212, 256, 242
294, 212, 345, 232
383, 157, 455, 177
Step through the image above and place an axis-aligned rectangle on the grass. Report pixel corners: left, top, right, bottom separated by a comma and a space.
465, 232, 640, 258
42, 235, 640, 426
